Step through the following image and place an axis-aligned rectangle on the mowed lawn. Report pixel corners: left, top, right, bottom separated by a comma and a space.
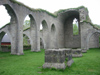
0, 48, 100, 75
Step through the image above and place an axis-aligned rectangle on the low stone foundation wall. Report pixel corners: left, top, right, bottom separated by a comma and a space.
43, 49, 74, 69
81, 48, 87, 53
1, 46, 11, 52
72, 49, 83, 57
0, 45, 31, 52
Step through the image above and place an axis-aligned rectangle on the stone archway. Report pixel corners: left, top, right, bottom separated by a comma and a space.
40, 20, 49, 49
86, 30, 100, 49
0, 31, 11, 52
51, 24, 57, 48
23, 14, 38, 52
40, 38, 45, 49
23, 34, 31, 50
63, 10, 80, 48
0, 4, 21, 55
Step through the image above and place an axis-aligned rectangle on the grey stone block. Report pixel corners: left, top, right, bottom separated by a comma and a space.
43, 49, 74, 69
81, 48, 87, 53
67, 59, 74, 67
64, 49, 74, 67
72, 49, 83, 57
43, 49, 66, 69
43, 63, 66, 70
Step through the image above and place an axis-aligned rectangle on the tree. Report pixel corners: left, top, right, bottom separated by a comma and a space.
73, 24, 79, 35
23, 20, 30, 30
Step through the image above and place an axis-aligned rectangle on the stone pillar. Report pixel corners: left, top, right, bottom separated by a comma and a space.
10, 20, 24, 55
36, 22, 41, 52
43, 49, 66, 69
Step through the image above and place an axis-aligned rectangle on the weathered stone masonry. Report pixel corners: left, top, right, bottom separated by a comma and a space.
0, 0, 100, 55
43, 49, 74, 69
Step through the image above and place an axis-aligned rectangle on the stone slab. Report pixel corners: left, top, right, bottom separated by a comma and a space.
43, 63, 66, 69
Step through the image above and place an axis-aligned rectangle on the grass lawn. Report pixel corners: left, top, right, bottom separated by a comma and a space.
0, 48, 100, 75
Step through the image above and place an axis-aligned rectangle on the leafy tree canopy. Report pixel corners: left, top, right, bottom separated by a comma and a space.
23, 20, 30, 30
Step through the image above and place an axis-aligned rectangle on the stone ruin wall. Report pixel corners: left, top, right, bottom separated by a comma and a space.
0, 0, 100, 54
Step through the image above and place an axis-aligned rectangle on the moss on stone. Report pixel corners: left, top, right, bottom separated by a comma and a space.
2, 1, 100, 30
23, 27, 30, 31
0, 23, 10, 30
82, 21, 100, 30
10, 0, 33, 10
54, 6, 88, 15
35, 9, 56, 17
10, 0, 88, 18
10, 0, 56, 17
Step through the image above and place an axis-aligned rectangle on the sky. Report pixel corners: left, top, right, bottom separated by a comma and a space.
0, 0, 100, 28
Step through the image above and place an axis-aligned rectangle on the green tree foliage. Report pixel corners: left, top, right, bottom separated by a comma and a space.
73, 24, 79, 35
23, 20, 30, 30
23, 34, 30, 45
23, 20, 30, 45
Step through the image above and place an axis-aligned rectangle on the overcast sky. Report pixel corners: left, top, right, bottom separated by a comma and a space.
0, 0, 100, 28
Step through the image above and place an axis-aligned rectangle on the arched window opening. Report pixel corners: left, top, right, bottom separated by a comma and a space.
51, 24, 56, 48
40, 20, 48, 37
40, 38, 44, 49
40, 23, 43, 31
40, 20, 48, 32
73, 18, 79, 35
0, 5, 11, 28
23, 34, 31, 50
23, 15, 30, 30
40, 20, 49, 49
51, 24, 56, 35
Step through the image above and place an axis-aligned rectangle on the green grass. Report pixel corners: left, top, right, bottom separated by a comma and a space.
0, 48, 100, 75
